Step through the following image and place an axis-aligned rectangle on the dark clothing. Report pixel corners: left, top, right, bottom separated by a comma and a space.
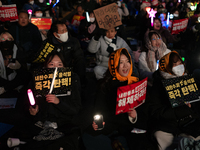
155, 27, 178, 45
149, 70, 200, 137
93, 78, 149, 135
8, 23, 43, 63
23, 3, 41, 14
79, 19, 99, 40
81, 0, 98, 12
45, 34, 86, 85
32, 72, 82, 128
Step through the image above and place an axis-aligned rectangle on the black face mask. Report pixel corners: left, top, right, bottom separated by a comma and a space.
0, 41, 14, 50
0, 41, 14, 56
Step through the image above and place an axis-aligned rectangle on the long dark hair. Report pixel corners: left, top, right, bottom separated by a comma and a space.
168, 52, 184, 75
43, 51, 67, 68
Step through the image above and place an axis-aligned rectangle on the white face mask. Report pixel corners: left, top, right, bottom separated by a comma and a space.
56, 32, 68, 42
39, 0, 44, 3
90, 17, 95, 22
35, 13, 43, 17
173, 14, 179, 17
172, 64, 185, 76
30, 1, 34, 5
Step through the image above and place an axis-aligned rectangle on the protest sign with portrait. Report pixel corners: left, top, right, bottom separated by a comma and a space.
116, 78, 147, 115
93, 3, 122, 30
33, 67, 72, 97
162, 75, 200, 108
0, 4, 18, 22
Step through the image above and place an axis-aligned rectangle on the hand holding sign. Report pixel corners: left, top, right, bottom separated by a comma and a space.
128, 108, 137, 119
46, 94, 60, 104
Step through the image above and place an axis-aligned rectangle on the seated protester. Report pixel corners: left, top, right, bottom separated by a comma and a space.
78, 11, 99, 50
23, 0, 41, 15
8, 10, 43, 64
25, 51, 81, 149
139, 31, 171, 86
117, 1, 129, 20
67, 5, 86, 37
35, 0, 51, 17
79, 11, 99, 40
82, 48, 152, 150
45, 21, 86, 86
149, 51, 200, 150
88, 27, 138, 80
146, 18, 178, 47
0, 32, 31, 95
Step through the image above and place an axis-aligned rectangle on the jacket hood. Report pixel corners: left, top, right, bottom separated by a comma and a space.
159, 51, 182, 74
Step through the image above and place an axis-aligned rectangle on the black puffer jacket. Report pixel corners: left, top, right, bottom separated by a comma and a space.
45, 34, 86, 85
149, 70, 200, 136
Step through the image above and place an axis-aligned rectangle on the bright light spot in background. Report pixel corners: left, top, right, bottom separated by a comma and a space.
182, 57, 185, 62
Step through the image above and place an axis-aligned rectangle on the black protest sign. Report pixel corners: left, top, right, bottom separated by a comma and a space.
93, 3, 122, 30
33, 67, 72, 97
33, 41, 55, 63
162, 75, 200, 108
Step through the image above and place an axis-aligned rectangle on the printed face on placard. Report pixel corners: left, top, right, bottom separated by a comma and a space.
18, 12, 29, 27
47, 55, 64, 68
106, 28, 117, 39
118, 54, 131, 77
151, 34, 161, 48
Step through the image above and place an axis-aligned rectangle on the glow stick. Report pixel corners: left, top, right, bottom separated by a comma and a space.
148, 9, 157, 26
167, 12, 170, 28
53, 0, 59, 7
86, 12, 90, 22
49, 67, 58, 94
28, 9, 32, 20
27, 89, 35, 105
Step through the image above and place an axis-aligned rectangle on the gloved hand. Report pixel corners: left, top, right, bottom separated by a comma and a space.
7, 60, 21, 70
195, 23, 200, 31
94, 28, 105, 41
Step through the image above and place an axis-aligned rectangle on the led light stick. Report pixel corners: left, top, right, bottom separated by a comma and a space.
49, 67, 58, 94
86, 12, 90, 22
178, 0, 181, 3
167, 12, 170, 28
27, 89, 35, 106
145, 7, 151, 13
53, 0, 59, 8
148, 8, 157, 26
28, 9, 32, 20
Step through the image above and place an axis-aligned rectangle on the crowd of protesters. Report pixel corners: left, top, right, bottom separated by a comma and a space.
1, 0, 200, 149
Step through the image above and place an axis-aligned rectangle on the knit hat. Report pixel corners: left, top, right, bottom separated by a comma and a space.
140, 3, 148, 10
108, 48, 139, 85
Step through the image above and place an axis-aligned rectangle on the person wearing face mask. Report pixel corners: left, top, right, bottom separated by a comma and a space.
78, 11, 99, 49
139, 31, 171, 86
148, 51, 200, 150
23, 0, 41, 15
43, 21, 86, 86
0, 32, 31, 95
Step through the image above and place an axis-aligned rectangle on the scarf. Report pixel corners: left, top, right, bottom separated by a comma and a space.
104, 36, 117, 55
145, 30, 167, 72
108, 48, 139, 85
